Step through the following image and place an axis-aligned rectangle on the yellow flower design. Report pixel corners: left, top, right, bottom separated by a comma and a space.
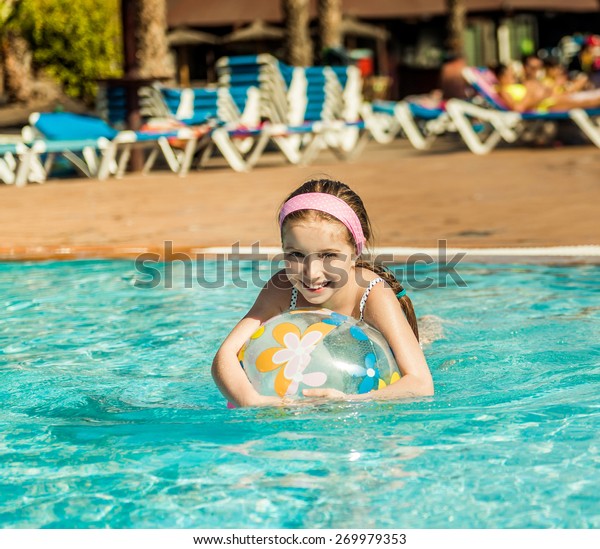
378, 371, 401, 390
237, 325, 266, 363
256, 321, 336, 396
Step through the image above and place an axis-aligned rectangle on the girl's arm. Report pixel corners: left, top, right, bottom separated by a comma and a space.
357, 282, 434, 399
305, 283, 434, 401
211, 273, 290, 407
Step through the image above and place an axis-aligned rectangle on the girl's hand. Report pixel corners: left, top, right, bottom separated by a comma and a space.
248, 394, 300, 407
302, 388, 346, 400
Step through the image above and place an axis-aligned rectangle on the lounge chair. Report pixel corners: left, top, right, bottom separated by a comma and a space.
361, 96, 454, 150
216, 54, 313, 163
299, 65, 370, 159
0, 143, 17, 184
326, 65, 367, 152
217, 54, 293, 125
143, 83, 293, 172
24, 112, 199, 180
0, 141, 46, 187
216, 54, 370, 164
150, 85, 261, 129
445, 66, 600, 154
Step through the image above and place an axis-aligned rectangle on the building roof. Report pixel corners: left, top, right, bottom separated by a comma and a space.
166, 0, 600, 27
468, 0, 598, 11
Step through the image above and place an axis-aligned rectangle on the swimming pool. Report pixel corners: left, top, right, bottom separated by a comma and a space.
1, 259, 598, 528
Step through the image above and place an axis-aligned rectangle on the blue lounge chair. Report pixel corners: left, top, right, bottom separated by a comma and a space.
25, 112, 198, 180
150, 85, 260, 129
217, 54, 292, 124
445, 66, 600, 154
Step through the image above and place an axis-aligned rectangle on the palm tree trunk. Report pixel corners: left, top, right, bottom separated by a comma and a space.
0, 0, 33, 102
446, 0, 466, 57
136, 0, 173, 79
318, 0, 342, 53
1, 31, 33, 102
282, 0, 313, 66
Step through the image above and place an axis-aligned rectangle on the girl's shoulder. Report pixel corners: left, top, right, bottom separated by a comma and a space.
356, 266, 390, 289
356, 268, 405, 330
357, 265, 382, 281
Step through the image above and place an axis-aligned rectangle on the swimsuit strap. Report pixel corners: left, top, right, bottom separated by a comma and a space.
359, 277, 384, 321
290, 287, 298, 310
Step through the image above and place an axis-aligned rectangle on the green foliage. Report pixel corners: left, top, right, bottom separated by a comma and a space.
0, 0, 22, 32
16, 0, 122, 100
0, 0, 18, 26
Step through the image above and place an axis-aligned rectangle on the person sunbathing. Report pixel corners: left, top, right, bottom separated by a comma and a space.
543, 58, 589, 95
494, 64, 600, 112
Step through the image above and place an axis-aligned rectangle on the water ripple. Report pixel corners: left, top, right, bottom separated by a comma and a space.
0, 260, 599, 527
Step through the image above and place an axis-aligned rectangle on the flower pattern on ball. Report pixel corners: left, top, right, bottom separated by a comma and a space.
255, 321, 336, 396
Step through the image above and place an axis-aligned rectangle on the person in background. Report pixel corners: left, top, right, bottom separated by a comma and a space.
440, 52, 469, 100
521, 54, 545, 84
543, 57, 589, 95
494, 63, 600, 112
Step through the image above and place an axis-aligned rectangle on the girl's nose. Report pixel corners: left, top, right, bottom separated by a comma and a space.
303, 254, 324, 281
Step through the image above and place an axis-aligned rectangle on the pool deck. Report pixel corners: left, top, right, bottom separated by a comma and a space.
2, 138, 599, 263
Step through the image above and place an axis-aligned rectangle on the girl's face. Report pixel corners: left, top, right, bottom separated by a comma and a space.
282, 217, 356, 307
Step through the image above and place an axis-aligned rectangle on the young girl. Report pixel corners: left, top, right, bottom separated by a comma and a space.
212, 178, 434, 407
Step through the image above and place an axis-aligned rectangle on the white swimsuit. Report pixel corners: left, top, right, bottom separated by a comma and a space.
289, 277, 384, 321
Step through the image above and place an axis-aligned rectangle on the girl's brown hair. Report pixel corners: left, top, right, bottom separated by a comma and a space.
279, 178, 419, 341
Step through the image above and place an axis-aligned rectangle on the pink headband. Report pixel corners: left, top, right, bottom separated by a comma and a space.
278, 193, 366, 255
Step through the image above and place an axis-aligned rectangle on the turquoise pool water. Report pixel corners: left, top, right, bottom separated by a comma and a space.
1, 260, 599, 528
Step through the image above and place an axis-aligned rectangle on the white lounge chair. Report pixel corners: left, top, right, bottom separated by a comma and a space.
0, 141, 46, 187
445, 66, 600, 154
361, 96, 455, 150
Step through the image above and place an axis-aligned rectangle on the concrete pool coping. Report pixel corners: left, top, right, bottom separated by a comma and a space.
2, 144, 600, 260
2, 245, 600, 264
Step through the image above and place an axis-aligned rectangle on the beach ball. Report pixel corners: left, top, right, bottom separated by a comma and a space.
238, 308, 401, 398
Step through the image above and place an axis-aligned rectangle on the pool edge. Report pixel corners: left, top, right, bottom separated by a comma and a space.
1, 245, 600, 264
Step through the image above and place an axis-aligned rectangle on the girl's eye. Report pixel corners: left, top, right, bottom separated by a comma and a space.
320, 253, 340, 260
285, 251, 304, 259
